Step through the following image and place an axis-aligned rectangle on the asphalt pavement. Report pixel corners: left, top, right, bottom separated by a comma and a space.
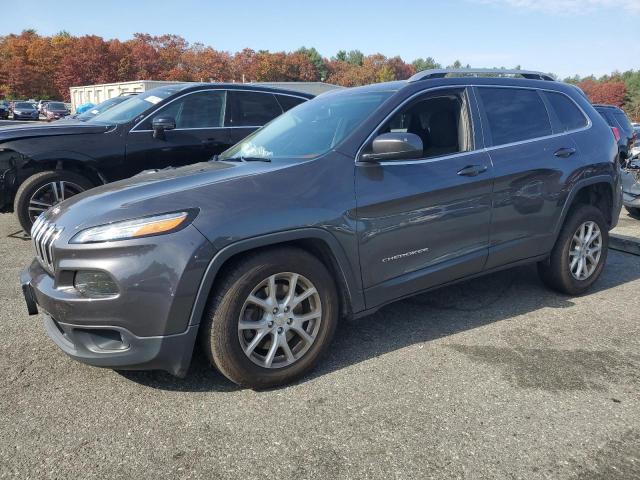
0, 212, 639, 479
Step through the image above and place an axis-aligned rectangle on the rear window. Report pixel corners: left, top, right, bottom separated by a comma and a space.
478, 87, 552, 146
276, 95, 307, 112
545, 92, 588, 132
230, 91, 283, 126
613, 111, 633, 136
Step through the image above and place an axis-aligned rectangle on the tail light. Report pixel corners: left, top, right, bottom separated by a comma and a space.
612, 127, 621, 142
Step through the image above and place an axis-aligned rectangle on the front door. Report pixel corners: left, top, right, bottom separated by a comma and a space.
356, 88, 493, 308
124, 90, 230, 177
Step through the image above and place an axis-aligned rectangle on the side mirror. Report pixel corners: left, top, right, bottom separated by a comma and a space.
360, 132, 423, 162
152, 116, 176, 139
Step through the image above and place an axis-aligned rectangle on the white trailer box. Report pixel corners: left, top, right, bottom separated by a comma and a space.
69, 80, 186, 113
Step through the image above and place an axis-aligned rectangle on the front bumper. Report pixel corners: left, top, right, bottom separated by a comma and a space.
20, 224, 216, 376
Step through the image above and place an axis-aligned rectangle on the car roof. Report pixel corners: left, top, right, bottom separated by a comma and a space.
169, 82, 316, 99
593, 104, 624, 111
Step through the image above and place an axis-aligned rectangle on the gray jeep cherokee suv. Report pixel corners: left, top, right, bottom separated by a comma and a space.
21, 69, 622, 388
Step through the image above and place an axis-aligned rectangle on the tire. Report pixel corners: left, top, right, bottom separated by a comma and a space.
200, 247, 339, 389
538, 204, 609, 295
625, 206, 640, 218
14, 170, 94, 233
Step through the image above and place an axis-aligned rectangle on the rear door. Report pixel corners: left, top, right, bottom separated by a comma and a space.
356, 87, 493, 308
124, 89, 229, 176
476, 86, 587, 269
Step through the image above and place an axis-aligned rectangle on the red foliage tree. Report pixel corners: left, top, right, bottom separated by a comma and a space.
578, 79, 626, 107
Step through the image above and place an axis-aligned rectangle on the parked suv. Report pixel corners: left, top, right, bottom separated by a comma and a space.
21, 69, 621, 388
593, 104, 635, 165
0, 83, 312, 232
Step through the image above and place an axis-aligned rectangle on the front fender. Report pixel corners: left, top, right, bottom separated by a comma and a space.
187, 227, 365, 328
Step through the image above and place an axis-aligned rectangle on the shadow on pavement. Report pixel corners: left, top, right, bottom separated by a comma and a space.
121, 250, 640, 392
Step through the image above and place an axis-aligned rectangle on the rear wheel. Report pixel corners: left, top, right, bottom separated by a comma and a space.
538, 205, 608, 295
200, 247, 338, 389
14, 171, 93, 233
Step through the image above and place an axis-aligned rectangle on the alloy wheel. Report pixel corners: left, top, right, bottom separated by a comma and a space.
238, 272, 322, 369
28, 181, 85, 222
569, 221, 602, 281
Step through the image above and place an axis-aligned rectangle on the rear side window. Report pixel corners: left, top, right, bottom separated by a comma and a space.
230, 91, 283, 126
276, 95, 307, 112
545, 92, 588, 132
478, 87, 552, 146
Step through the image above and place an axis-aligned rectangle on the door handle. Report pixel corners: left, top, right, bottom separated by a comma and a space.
554, 147, 576, 158
457, 164, 488, 177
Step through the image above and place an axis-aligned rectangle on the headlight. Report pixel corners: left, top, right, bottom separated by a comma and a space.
70, 211, 194, 244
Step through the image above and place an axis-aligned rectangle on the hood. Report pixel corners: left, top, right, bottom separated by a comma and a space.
0, 122, 111, 142
45, 159, 287, 233
0, 122, 113, 143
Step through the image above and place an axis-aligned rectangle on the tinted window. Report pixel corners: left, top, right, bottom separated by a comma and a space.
231, 91, 283, 126
545, 92, 588, 132
276, 95, 307, 112
145, 90, 225, 129
478, 88, 552, 145
15, 102, 35, 109
595, 109, 616, 128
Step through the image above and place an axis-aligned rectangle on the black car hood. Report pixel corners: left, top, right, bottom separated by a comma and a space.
0, 122, 111, 142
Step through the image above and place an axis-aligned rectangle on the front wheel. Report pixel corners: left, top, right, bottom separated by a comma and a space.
14, 171, 94, 233
200, 247, 338, 389
538, 205, 609, 295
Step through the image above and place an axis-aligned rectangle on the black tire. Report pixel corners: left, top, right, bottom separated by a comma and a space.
538, 204, 609, 295
625, 206, 640, 218
14, 170, 94, 233
200, 247, 339, 389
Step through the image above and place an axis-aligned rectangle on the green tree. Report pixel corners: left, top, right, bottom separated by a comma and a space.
412, 57, 441, 72
296, 46, 328, 80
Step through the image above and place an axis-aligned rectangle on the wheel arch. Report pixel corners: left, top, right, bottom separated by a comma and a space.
554, 176, 616, 241
188, 228, 365, 328
21, 151, 107, 186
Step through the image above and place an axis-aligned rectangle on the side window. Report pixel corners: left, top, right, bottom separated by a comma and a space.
143, 90, 225, 129
478, 87, 552, 146
230, 91, 283, 126
276, 95, 307, 112
375, 91, 471, 159
545, 91, 588, 132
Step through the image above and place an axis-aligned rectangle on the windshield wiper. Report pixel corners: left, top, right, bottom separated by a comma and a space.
223, 156, 272, 163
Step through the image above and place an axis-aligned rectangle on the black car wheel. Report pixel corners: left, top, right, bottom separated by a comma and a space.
538, 205, 609, 295
200, 247, 338, 389
14, 171, 94, 233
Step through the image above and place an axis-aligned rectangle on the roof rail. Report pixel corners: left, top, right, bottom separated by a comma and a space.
408, 68, 555, 83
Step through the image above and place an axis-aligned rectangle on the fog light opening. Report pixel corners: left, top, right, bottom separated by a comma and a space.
73, 271, 119, 297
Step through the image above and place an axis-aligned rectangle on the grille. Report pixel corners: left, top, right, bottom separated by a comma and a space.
31, 216, 63, 272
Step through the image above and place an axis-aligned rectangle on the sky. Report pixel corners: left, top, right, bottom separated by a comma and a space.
3, 0, 640, 79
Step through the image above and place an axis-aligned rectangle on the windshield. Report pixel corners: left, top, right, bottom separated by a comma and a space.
47, 102, 65, 109
87, 86, 184, 124
15, 102, 35, 109
219, 90, 393, 160
76, 96, 130, 121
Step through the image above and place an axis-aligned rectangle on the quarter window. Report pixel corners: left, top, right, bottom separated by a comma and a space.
478, 87, 552, 146
230, 91, 283, 126
545, 92, 588, 132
